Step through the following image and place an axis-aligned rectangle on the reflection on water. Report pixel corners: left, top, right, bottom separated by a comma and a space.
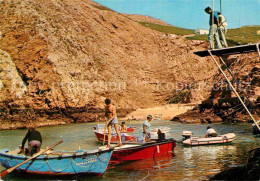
0, 120, 260, 180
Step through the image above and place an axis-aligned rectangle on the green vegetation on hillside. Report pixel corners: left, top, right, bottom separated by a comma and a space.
186, 26, 260, 45
139, 21, 260, 45
139, 21, 194, 35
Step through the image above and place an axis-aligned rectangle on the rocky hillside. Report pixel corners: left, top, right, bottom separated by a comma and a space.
0, 0, 219, 129
174, 53, 260, 123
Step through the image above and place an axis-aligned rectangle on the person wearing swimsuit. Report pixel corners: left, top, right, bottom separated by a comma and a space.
105, 98, 122, 148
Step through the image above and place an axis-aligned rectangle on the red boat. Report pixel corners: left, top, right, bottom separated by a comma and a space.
94, 130, 137, 143
93, 124, 136, 133
99, 139, 176, 164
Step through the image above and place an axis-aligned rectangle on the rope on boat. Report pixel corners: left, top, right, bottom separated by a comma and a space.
29, 161, 47, 170
71, 155, 97, 168
96, 153, 109, 164
5, 157, 15, 168
46, 158, 72, 173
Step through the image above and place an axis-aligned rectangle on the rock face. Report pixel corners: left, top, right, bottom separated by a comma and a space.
173, 53, 260, 123
0, 0, 218, 129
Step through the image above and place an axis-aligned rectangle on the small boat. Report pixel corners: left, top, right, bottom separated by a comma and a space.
93, 124, 136, 133
0, 148, 113, 176
99, 138, 176, 164
150, 127, 171, 134
183, 133, 236, 146
94, 130, 137, 143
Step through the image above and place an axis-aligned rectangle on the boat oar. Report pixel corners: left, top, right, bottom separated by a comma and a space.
0, 140, 63, 178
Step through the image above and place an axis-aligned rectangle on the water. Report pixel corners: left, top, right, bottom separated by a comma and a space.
1, 120, 260, 180
93, 0, 260, 29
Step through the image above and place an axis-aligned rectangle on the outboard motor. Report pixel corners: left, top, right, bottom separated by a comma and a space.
157, 129, 166, 141
182, 130, 192, 140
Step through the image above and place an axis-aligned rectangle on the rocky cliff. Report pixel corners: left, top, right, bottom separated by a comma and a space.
174, 53, 260, 123
0, 0, 218, 129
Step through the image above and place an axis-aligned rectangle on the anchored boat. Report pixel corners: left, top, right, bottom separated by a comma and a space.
182, 133, 236, 146
0, 148, 113, 176
99, 138, 176, 164
94, 130, 137, 143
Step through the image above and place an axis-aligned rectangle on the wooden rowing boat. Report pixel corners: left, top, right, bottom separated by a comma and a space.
0, 148, 113, 176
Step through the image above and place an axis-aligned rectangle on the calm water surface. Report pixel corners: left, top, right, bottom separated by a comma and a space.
1, 120, 259, 180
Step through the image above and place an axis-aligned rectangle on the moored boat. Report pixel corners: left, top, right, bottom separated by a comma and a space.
93, 124, 136, 133
183, 133, 236, 146
94, 130, 137, 143
99, 138, 176, 164
150, 127, 171, 134
0, 148, 113, 176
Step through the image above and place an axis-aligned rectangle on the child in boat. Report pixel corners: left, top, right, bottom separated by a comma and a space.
120, 122, 128, 132
205, 126, 217, 137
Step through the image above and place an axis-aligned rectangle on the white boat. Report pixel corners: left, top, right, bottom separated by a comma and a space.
183, 133, 236, 146
150, 127, 170, 134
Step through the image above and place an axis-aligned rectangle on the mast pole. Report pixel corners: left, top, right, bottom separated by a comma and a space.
208, 50, 260, 131
220, 0, 222, 13
212, 0, 215, 49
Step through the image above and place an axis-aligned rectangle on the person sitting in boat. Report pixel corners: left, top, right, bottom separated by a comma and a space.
120, 122, 127, 133
205, 126, 217, 138
143, 115, 153, 142
20, 127, 42, 156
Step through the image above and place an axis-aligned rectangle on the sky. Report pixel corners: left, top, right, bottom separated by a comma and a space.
94, 0, 260, 30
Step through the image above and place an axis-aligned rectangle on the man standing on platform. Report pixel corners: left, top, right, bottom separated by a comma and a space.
217, 12, 228, 48
205, 6, 222, 49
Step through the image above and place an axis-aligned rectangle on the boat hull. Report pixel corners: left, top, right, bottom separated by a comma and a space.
110, 139, 176, 164
0, 149, 113, 176
183, 133, 236, 146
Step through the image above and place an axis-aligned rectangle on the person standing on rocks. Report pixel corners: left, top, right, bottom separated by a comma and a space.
205, 7, 222, 49
105, 98, 122, 148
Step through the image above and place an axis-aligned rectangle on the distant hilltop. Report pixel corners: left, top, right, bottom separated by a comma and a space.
123, 14, 171, 26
